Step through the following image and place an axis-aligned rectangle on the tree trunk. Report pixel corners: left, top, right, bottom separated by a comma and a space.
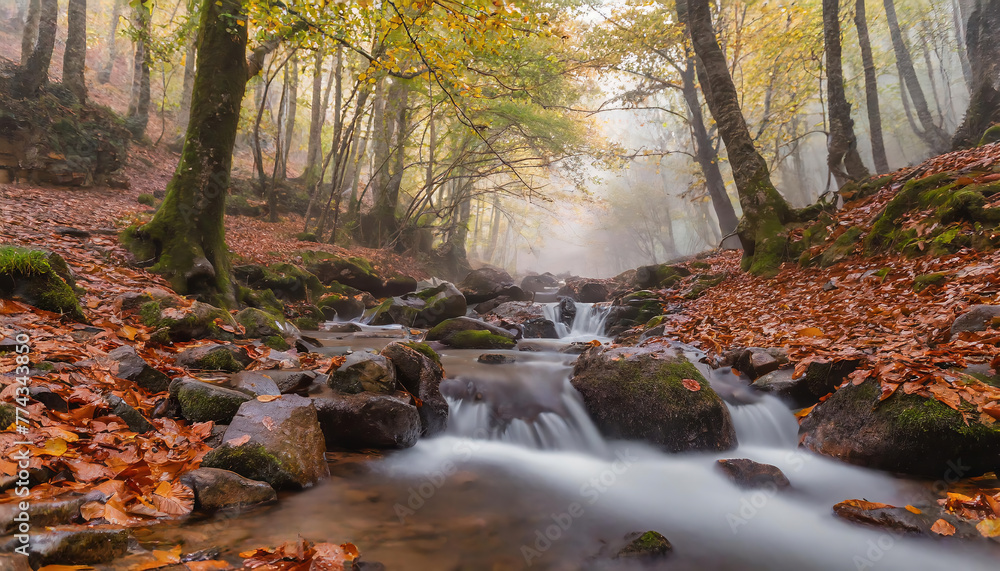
681, 0, 792, 276
19, 0, 40, 67
883, 0, 950, 153
63, 0, 87, 103
98, 0, 124, 84
855, 0, 890, 173
823, 0, 869, 187
127, 2, 152, 138
177, 10, 198, 135
951, 0, 973, 88
952, 0, 1000, 148
14, 0, 55, 97
304, 48, 325, 188
278, 54, 298, 180
680, 51, 740, 247
125, 0, 249, 307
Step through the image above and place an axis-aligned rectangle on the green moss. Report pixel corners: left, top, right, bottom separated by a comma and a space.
292, 317, 320, 330
201, 442, 297, 489
137, 193, 156, 206
747, 217, 787, 278
819, 226, 863, 267
978, 124, 1000, 146
195, 349, 244, 372
238, 286, 284, 316
295, 232, 319, 242
139, 300, 163, 327
689, 261, 710, 270
913, 273, 947, 292
885, 393, 1000, 440
445, 330, 516, 350
35, 361, 55, 372
263, 335, 290, 350
873, 268, 890, 279
0, 246, 85, 321
618, 531, 672, 559
402, 341, 442, 366
0, 404, 16, 429
173, 380, 250, 423
645, 315, 666, 328
866, 173, 952, 252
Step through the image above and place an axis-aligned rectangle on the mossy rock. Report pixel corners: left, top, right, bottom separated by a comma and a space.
225, 194, 262, 217
400, 341, 442, 366
263, 335, 290, 350
0, 404, 15, 430
635, 263, 691, 289
234, 263, 324, 302
304, 252, 383, 294
684, 273, 727, 299
865, 173, 952, 252
369, 282, 467, 328
295, 232, 319, 242
175, 343, 251, 372
689, 261, 711, 270
291, 316, 320, 331
913, 273, 947, 292
800, 379, 1000, 477
140, 300, 238, 343
0, 246, 85, 321
238, 286, 284, 316
426, 316, 515, 342
137, 193, 156, 206
316, 291, 365, 321
443, 330, 516, 350
570, 345, 737, 452
169, 377, 252, 423
616, 531, 673, 561
978, 124, 1000, 146
19, 528, 131, 567
819, 226, 864, 267
235, 307, 283, 339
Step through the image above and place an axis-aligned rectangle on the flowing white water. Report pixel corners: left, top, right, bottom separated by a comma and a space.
541, 301, 611, 340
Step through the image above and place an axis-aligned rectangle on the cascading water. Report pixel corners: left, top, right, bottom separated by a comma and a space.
542, 301, 611, 340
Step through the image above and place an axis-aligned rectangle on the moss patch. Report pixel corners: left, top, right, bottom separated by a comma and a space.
444, 330, 516, 350
201, 442, 298, 490
820, 226, 863, 267
263, 335, 290, 350
0, 246, 85, 321
913, 273, 947, 292
402, 341, 442, 366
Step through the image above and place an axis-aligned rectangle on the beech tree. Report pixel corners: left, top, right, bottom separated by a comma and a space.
823, 0, 869, 186
14, 0, 56, 98
63, 0, 87, 103
855, 0, 889, 173
952, 0, 1000, 148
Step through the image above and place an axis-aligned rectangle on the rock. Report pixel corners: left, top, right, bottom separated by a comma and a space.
140, 300, 240, 343
0, 493, 101, 533
603, 291, 662, 335
380, 341, 448, 435
521, 273, 559, 293
235, 307, 283, 338
560, 342, 594, 355
202, 395, 329, 489
633, 263, 691, 289
175, 343, 252, 372
832, 500, 980, 539
107, 345, 170, 393
521, 318, 559, 339
752, 358, 861, 408
442, 330, 516, 349
327, 351, 397, 394
427, 316, 517, 341
30, 386, 67, 412
481, 302, 558, 338
305, 254, 384, 295
234, 263, 324, 302
313, 393, 421, 449
113, 291, 153, 313
571, 344, 737, 452
263, 370, 318, 395
169, 377, 252, 424
458, 267, 527, 303
478, 353, 516, 365
105, 395, 154, 433
369, 282, 467, 328
615, 531, 673, 561
734, 347, 789, 379
4, 528, 130, 567
0, 246, 86, 321
800, 379, 1000, 477
317, 292, 365, 321
557, 279, 610, 303
951, 304, 1000, 337
180, 467, 277, 511
557, 296, 576, 327
231, 371, 281, 396
381, 275, 418, 297
55, 227, 91, 238
715, 459, 791, 490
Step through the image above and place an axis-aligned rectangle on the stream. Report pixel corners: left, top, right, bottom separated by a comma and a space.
132, 304, 999, 570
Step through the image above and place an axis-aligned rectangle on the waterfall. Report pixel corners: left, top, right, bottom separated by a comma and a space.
445, 380, 608, 454
541, 302, 610, 339
728, 395, 800, 448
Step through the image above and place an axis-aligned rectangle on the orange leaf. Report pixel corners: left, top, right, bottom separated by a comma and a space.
226, 434, 251, 447
119, 326, 139, 341
931, 519, 956, 536
681, 378, 701, 391
80, 501, 106, 521
37, 566, 95, 571
152, 482, 194, 516
256, 395, 281, 402
835, 499, 893, 510
184, 562, 233, 571
136, 546, 183, 570
976, 518, 1000, 538
904, 505, 922, 514
797, 327, 824, 337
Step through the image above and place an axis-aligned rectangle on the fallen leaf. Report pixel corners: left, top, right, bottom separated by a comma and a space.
681, 378, 701, 391
226, 434, 251, 447
904, 505, 922, 514
119, 325, 139, 341
152, 482, 194, 516
80, 500, 106, 521
136, 545, 183, 570
798, 327, 824, 337
262, 416, 276, 431
37, 566, 95, 571
256, 395, 281, 402
184, 562, 233, 571
930, 519, 955, 536
835, 499, 893, 510
977, 518, 1000, 538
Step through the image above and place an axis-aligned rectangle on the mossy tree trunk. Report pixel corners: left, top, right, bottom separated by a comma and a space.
855, 0, 889, 173
176, 0, 199, 136
63, 0, 87, 103
304, 48, 326, 189
127, 0, 249, 307
19, 0, 39, 67
823, 0, 869, 186
14, 0, 55, 98
681, 0, 792, 277
97, 0, 124, 84
952, 0, 1000, 149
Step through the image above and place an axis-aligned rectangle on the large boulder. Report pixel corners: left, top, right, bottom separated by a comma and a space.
327, 351, 397, 394
380, 342, 448, 435
950, 304, 1000, 338
557, 279, 611, 303
603, 291, 662, 335
2, 527, 130, 567
633, 263, 691, 289
482, 302, 560, 339
426, 316, 516, 341
570, 344, 737, 452
107, 345, 170, 393
180, 467, 277, 512
458, 267, 527, 304
139, 299, 240, 343
230, 371, 281, 396
234, 262, 324, 302
370, 282, 467, 327
313, 393, 422, 449
316, 291, 365, 321
521, 273, 559, 293
305, 254, 384, 294
234, 307, 283, 339
799, 379, 1000, 477
751, 358, 861, 408
169, 377, 253, 424
0, 246, 85, 321
202, 395, 329, 489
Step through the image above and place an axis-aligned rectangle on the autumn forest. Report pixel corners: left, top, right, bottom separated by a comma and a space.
0, 0, 999, 569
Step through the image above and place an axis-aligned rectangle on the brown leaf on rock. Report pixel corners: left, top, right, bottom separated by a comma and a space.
930, 519, 956, 536
681, 378, 701, 391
